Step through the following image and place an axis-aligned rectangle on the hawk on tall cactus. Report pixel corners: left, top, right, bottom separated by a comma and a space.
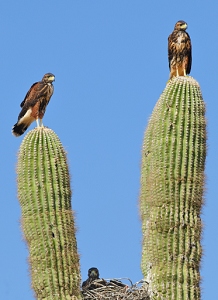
168, 20, 192, 79
12, 73, 55, 137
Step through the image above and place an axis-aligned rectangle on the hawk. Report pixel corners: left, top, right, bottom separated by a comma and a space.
82, 267, 107, 290
168, 21, 192, 79
82, 267, 100, 290
12, 73, 55, 137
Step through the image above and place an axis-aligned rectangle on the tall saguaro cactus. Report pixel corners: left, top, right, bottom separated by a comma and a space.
140, 76, 206, 299
17, 127, 81, 300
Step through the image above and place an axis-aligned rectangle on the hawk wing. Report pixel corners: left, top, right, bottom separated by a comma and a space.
168, 33, 175, 70
18, 80, 52, 120
184, 32, 192, 74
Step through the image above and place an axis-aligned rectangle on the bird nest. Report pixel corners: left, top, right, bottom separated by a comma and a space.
82, 278, 150, 300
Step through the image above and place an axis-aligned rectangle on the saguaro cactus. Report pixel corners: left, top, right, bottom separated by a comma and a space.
140, 76, 206, 299
17, 127, 81, 300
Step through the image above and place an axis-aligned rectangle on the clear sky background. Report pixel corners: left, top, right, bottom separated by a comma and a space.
0, 1, 217, 299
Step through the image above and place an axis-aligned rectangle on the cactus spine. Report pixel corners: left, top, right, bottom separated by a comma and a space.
17, 127, 81, 300
140, 76, 206, 299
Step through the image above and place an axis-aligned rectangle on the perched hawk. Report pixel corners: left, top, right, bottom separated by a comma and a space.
82, 267, 107, 291
168, 21, 192, 79
82, 267, 100, 290
12, 73, 55, 137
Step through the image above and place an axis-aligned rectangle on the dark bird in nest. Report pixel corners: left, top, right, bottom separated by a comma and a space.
82, 267, 106, 290
12, 73, 55, 136
108, 279, 127, 288
168, 20, 192, 79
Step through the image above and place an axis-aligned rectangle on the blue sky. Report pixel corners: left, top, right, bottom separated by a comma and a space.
0, 1, 217, 299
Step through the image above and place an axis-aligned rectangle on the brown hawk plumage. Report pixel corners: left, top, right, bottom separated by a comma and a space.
168, 21, 192, 79
82, 267, 107, 291
12, 73, 55, 137
82, 267, 100, 290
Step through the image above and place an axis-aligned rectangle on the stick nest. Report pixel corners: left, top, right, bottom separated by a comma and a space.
82, 278, 150, 300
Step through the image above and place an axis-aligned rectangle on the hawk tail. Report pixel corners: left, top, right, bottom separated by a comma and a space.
12, 122, 29, 137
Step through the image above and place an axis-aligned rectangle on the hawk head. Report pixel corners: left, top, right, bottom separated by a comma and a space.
88, 267, 100, 280
174, 20, 188, 31
42, 73, 55, 83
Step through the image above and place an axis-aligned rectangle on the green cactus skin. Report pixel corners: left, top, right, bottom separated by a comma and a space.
140, 76, 206, 300
17, 127, 81, 300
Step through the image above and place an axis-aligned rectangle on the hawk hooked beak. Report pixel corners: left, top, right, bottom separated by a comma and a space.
180, 23, 188, 30
48, 75, 55, 82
